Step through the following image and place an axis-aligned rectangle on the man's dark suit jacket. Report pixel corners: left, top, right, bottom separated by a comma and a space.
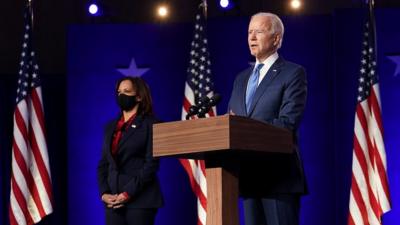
97, 114, 163, 208
228, 57, 308, 197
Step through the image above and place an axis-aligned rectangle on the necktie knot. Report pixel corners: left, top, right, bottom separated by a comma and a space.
245, 63, 264, 114
255, 63, 264, 74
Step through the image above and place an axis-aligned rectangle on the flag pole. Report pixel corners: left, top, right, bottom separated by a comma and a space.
28, 0, 34, 29
367, 0, 377, 61
369, 0, 374, 8
201, 0, 207, 19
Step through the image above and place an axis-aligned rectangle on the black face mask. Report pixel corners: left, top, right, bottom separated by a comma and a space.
117, 94, 138, 111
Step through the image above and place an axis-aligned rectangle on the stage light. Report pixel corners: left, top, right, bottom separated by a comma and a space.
88, 4, 99, 15
290, 0, 302, 9
220, 0, 229, 8
218, 0, 234, 10
157, 5, 168, 18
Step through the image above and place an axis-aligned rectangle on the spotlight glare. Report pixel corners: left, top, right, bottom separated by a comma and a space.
157, 6, 168, 18
220, 0, 229, 8
290, 0, 302, 9
88, 4, 98, 15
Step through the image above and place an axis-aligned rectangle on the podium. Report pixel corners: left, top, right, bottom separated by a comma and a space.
153, 115, 293, 225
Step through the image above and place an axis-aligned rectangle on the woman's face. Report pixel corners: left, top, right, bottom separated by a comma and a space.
117, 80, 136, 97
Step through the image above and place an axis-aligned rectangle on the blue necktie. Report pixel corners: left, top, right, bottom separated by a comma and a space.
246, 63, 264, 114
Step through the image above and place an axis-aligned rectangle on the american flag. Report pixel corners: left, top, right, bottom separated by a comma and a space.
9, 5, 54, 225
180, 2, 216, 225
348, 2, 391, 225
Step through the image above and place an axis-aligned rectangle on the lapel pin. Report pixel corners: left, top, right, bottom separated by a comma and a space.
273, 69, 277, 72
131, 124, 136, 128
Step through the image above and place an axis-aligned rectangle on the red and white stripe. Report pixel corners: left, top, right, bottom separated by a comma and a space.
9, 87, 54, 225
348, 84, 391, 225
180, 82, 216, 225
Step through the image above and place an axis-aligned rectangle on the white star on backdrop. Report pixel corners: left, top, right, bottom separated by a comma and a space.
387, 55, 400, 77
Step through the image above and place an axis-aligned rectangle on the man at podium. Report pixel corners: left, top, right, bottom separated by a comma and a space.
228, 12, 308, 225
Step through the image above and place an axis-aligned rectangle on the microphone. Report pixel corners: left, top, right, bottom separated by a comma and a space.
197, 95, 210, 107
208, 93, 221, 107
196, 105, 208, 118
185, 95, 210, 120
197, 93, 221, 118
186, 105, 199, 119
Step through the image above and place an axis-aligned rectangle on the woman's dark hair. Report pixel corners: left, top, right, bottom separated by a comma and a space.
115, 77, 153, 115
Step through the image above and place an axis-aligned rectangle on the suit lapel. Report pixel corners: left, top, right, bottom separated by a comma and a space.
104, 119, 118, 166
241, 67, 253, 116
117, 114, 144, 150
248, 57, 285, 115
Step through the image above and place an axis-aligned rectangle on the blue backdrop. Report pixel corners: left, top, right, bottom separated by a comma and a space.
65, 8, 398, 225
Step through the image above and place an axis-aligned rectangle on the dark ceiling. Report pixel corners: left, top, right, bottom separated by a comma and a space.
67, 0, 400, 23
1, 0, 399, 74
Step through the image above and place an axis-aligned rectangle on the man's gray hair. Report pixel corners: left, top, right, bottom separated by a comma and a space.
251, 12, 284, 49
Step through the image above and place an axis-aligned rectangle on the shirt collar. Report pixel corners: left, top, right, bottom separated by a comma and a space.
255, 52, 279, 85
255, 52, 279, 70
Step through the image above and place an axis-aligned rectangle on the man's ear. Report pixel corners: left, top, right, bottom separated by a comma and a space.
273, 34, 281, 46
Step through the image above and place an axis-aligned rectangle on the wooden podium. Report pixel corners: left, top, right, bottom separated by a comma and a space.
153, 115, 293, 225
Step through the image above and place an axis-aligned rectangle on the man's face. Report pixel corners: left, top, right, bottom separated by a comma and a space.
248, 16, 280, 61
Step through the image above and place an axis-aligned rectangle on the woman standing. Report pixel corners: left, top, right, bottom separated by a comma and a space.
97, 77, 163, 225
